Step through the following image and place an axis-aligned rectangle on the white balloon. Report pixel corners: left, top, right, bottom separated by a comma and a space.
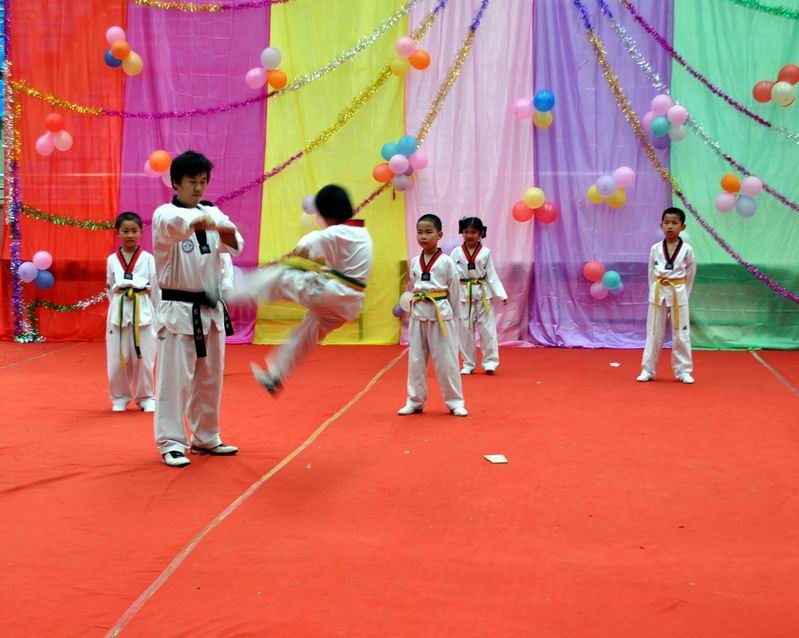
53, 130, 73, 152
399, 291, 413, 312
260, 47, 282, 70
668, 124, 687, 141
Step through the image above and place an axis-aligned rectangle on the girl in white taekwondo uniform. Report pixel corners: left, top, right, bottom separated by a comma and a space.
450, 216, 508, 375
152, 151, 244, 468
398, 213, 467, 417
637, 207, 697, 384
106, 212, 158, 412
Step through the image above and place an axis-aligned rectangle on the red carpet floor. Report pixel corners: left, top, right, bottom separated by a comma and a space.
1, 343, 798, 637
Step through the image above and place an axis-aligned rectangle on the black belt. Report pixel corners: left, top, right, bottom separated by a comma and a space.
161, 288, 234, 358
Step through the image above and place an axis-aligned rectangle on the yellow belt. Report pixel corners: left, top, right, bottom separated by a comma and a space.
652, 276, 687, 333
412, 289, 450, 336
281, 256, 367, 292
460, 278, 490, 328
118, 287, 145, 365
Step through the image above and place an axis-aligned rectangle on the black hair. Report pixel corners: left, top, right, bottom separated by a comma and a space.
458, 216, 487, 238
417, 213, 442, 231
115, 211, 142, 230
662, 207, 686, 224
315, 184, 354, 223
170, 150, 214, 188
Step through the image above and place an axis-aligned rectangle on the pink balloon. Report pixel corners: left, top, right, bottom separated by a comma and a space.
392, 174, 410, 191
408, 150, 428, 171
106, 26, 126, 46
144, 160, 161, 178
612, 166, 636, 190
651, 93, 674, 115
32, 250, 53, 270
245, 67, 267, 89
715, 193, 737, 213
590, 282, 609, 300
740, 176, 763, 197
512, 97, 534, 120
667, 104, 689, 125
641, 110, 656, 133
395, 36, 416, 58
53, 130, 73, 152
389, 154, 409, 175
35, 133, 55, 156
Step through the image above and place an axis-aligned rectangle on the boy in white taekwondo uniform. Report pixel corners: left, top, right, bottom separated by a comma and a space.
152, 151, 244, 468
637, 207, 697, 384
106, 212, 158, 413
227, 185, 372, 393
450, 216, 508, 375
398, 213, 467, 417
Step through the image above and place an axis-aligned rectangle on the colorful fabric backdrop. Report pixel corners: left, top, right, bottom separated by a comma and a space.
2, 0, 798, 349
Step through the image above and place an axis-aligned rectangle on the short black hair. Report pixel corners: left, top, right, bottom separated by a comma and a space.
315, 184, 354, 223
417, 213, 442, 231
170, 150, 213, 187
662, 207, 686, 224
115, 211, 142, 230
458, 216, 486, 238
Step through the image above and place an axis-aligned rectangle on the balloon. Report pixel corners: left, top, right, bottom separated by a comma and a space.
260, 47, 282, 70
609, 281, 624, 296
441, 237, 460, 254
53, 130, 73, 152
395, 36, 416, 58
268, 70, 288, 90
399, 291, 413, 312
589, 282, 609, 300
650, 93, 674, 115
586, 184, 605, 204
642, 110, 656, 132
34, 270, 55, 290
668, 124, 687, 141
408, 150, 428, 171
148, 150, 172, 173
122, 52, 143, 76
533, 90, 555, 112
245, 67, 267, 89
35, 133, 55, 156
601, 270, 622, 290
771, 81, 796, 107
511, 201, 534, 222
392, 304, 405, 318
381, 142, 398, 161
607, 188, 626, 209
612, 166, 636, 190
667, 104, 688, 125
752, 80, 775, 103
397, 135, 418, 157
535, 201, 558, 224
44, 113, 65, 133
651, 115, 670, 137
715, 193, 737, 213
777, 64, 799, 86
389, 154, 409, 174
33, 251, 53, 270
162, 171, 174, 188
372, 162, 393, 183
532, 110, 554, 129
301, 194, 318, 215
582, 260, 605, 282
741, 175, 763, 197
110, 40, 131, 60
392, 174, 410, 191
144, 160, 160, 177
104, 49, 123, 68
390, 57, 410, 76
513, 97, 534, 120
19, 261, 38, 283
523, 187, 546, 209
106, 26, 126, 45
720, 173, 740, 193
736, 195, 757, 218
409, 50, 431, 70
404, 166, 414, 177
653, 134, 671, 150
595, 174, 617, 197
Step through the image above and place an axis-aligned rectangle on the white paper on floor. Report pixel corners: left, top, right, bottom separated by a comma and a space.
484, 454, 508, 464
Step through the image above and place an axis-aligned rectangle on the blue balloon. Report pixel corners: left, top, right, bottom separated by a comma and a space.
397, 135, 418, 157
609, 281, 624, 296
651, 116, 670, 137
533, 90, 556, 112
34, 270, 55, 290
601, 270, 622, 290
381, 143, 398, 161
104, 50, 123, 68
736, 195, 757, 218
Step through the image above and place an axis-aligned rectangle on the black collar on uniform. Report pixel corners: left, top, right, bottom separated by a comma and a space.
171, 196, 214, 209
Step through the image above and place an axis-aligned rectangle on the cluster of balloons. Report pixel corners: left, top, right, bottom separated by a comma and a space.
512, 90, 556, 129
35, 114, 73, 156
372, 135, 428, 192
583, 260, 623, 300
586, 166, 635, 209
103, 26, 143, 76
752, 64, 799, 107
641, 94, 689, 149
511, 187, 558, 224
18, 251, 55, 290
246, 47, 287, 90
144, 150, 173, 188
390, 36, 431, 76
715, 173, 763, 218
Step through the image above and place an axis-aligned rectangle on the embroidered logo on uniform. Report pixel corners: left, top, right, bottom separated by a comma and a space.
181, 240, 195, 254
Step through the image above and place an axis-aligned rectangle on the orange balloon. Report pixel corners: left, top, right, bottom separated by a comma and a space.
720, 173, 740, 193
268, 70, 287, 90
409, 50, 431, 70
511, 201, 534, 222
110, 40, 132, 60
372, 163, 393, 183
148, 150, 172, 173
582, 260, 605, 282
44, 113, 65, 133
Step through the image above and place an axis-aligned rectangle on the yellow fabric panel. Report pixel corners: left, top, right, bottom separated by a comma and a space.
256, 1, 408, 345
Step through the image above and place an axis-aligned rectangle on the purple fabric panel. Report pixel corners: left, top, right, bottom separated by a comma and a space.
529, 0, 672, 347
118, 3, 269, 343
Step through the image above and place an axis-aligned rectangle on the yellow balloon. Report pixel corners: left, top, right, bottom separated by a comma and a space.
533, 110, 554, 129
586, 184, 605, 204
390, 57, 410, 77
122, 51, 143, 76
523, 187, 545, 209
607, 188, 626, 209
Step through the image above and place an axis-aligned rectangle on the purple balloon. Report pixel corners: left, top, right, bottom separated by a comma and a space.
595, 174, 617, 197
441, 237, 460, 254
18, 261, 38, 283
403, 166, 414, 177
653, 134, 670, 150
389, 154, 409, 175
392, 174, 410, 191
392, 304, 404, 318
